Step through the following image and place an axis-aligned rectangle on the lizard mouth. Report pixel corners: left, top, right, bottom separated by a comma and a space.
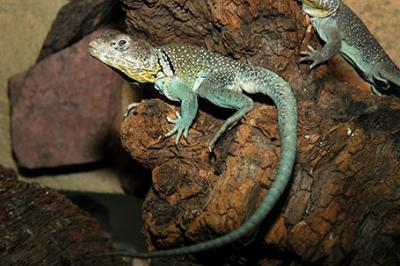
87, 43, 119, 69
88, 43, 100, 58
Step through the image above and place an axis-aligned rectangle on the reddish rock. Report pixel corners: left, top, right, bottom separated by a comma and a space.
37, 0, 121, 61
9, 30, 123, 170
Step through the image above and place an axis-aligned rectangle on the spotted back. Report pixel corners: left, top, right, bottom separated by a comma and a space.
159, 44, 241, 86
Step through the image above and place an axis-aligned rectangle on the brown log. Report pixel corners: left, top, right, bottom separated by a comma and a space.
0, 165, 128, 266
120, 0, 400, 265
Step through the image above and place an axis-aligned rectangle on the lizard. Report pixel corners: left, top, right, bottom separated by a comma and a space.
299, 0, 400, 96
88, 30, 297, 258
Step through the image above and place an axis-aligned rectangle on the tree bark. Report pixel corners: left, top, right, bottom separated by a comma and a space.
120, 0, 400, 265
0, 165, 128, 266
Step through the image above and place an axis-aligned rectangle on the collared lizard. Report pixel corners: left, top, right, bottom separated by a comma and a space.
299, 0, 400, 96
88, 30, 297, 258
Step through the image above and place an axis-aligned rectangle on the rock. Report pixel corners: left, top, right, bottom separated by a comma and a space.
9, 30, 123, 170
37, 0, 121, 62
0, 164, 127, 265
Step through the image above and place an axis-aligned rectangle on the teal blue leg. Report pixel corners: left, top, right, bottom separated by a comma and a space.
371, 67, 390, 95
195, 72, 254, 151
300, 18, 341, 69
155, 76, 198, 144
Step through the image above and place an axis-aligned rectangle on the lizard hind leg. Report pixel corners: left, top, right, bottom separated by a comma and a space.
196, 73, 254, 152
373, 61, 400, 96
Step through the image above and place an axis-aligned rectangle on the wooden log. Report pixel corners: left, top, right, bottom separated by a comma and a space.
120, 0, 400, 265
0, 165, 128, 266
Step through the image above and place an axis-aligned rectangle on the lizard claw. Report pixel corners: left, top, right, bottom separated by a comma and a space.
208, 137, 218, 154
166, 112, 181, 123
300, 45, 324, 69
124, 102, 141, 119
208, 145, 214, 154
165, 112, 191, 145
307, 44, 315, 52
371, 85, 383, 96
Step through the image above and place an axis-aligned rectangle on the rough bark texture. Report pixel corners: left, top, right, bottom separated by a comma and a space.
120, 0, 400, 265
0, 164, 128, 265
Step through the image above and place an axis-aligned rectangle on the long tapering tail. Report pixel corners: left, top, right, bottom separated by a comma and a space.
90, 67, 297, 259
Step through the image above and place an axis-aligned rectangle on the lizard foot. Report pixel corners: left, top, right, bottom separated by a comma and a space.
124, 102, 141, 119
165, 112, 191, 145
300, 45, 325, 69
371, 85, 383, 96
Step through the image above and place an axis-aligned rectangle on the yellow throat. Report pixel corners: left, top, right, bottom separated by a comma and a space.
302, 0, 338, 18
121, 64, 161, 84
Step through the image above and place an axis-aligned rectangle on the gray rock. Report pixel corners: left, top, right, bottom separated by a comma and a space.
37, 0, 121, 62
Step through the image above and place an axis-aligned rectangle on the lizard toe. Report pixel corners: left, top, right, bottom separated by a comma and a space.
124, 102, 141, 119
165, 126, 178, 138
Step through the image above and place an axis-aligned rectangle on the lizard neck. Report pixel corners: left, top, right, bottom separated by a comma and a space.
128, 66, 161, 84
155, 48, 175, 80
126, 49, 175, 84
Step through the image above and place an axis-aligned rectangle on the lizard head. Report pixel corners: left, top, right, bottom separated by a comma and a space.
88, 30, 160, 83
300, 0, 340, 18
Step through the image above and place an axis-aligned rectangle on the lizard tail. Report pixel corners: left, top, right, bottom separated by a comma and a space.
90, 68, 297, 259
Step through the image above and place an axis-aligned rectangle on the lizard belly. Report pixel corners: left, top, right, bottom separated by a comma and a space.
312, 18, 374, 81
311, 16, 333, 43
339, 41, 374, 80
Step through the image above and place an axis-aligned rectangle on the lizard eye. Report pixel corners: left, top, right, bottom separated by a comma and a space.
118, 39, 127, 47
112, 38, 130, 51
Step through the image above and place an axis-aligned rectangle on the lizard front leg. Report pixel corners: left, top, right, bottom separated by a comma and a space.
155, 76, 198, 145
300, 18, 341, 69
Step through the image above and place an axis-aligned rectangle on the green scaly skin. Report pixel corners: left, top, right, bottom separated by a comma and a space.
299, 0, 400, 96
88, 30, 297, 258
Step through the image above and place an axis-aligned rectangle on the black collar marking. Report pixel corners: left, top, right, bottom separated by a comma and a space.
158, 49, 175, 77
